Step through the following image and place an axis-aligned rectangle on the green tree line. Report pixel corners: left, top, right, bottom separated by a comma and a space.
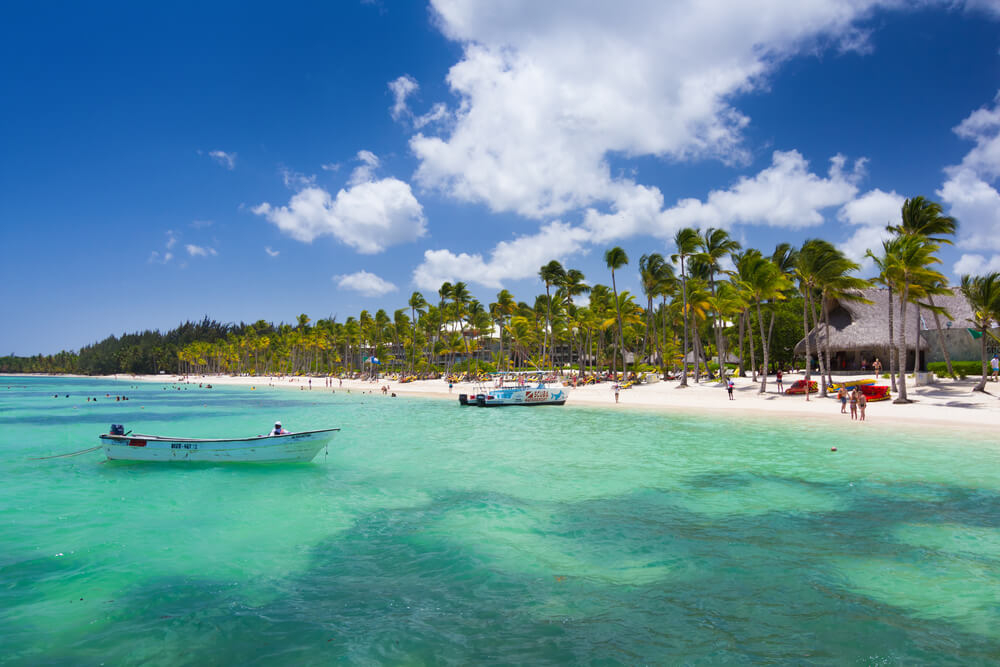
5, 197, 997, 403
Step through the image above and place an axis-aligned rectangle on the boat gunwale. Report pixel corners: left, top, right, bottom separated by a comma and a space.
99, 427, 340, 444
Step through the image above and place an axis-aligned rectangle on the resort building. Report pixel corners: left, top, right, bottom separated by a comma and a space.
794, 288, 984, 372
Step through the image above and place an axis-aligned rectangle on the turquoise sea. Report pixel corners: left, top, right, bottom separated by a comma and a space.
2, 375, 999, 664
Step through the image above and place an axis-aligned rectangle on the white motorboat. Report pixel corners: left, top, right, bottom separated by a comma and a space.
458, 372, 568, 407
98, 427, 339, 462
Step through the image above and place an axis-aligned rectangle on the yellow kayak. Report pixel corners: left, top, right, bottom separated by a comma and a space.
829, 378, 876, 391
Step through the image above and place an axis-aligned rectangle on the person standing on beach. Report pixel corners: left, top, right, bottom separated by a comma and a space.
614, 384, 620, 403
858, 391, 867, 421
849, 389, 859, 420
726, 378, 734, 400
837, 386, 847, 413
775, 369, 783, 393
872, 358, 882, 377
992, 354, 999, 382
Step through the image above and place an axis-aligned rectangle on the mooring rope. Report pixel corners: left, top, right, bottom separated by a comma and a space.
29, 445, 102, 460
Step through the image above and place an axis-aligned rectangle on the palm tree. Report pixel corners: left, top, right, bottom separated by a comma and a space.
808, 241, 869, 395
767, 243, 799, 367
891, 196, 958, 244
655, 263, 679, 380
490, 289, 517, 371
450, 282, 472, 368
795, 241, 829, 400
538, 260, 566, 367
866, 241, 899, 392
639, 253, 667, 364
739, 253, 791, 393
407, 291, 427, 374
672, 227, 702, 387
891, 196, 959, 378
697, 228, 741, 373
437, 282, 452, 366
558, 268, 589, 372
885, 235, 946, 403
604, 247, 629, 378
959, 272, 1000, 392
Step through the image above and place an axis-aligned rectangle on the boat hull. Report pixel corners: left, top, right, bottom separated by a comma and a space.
98, 429, 338, 463
474, 386, 568, 407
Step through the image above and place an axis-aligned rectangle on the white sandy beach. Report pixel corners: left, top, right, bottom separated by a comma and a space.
84, 371, 1000, 432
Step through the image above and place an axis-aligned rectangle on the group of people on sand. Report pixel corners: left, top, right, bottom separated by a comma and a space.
837, 386, 867, 421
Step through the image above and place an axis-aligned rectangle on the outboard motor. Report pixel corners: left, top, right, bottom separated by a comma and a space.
110, 424, 125, 436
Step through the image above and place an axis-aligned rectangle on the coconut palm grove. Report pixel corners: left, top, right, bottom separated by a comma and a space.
5, 197, 998, 397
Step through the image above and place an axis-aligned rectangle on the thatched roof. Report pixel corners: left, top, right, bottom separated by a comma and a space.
793, 287, 974, 356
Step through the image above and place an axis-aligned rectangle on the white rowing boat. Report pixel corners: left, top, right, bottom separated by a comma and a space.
98, 428, 339, 463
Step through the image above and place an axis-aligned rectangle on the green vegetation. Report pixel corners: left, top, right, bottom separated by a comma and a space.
927, 361, 982, 376
4, 196, 995, 383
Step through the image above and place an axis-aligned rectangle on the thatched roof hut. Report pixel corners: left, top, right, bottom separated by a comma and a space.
794, 288, 974, 366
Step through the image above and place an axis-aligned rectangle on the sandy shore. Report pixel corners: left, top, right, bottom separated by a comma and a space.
75, 370, 1000, 432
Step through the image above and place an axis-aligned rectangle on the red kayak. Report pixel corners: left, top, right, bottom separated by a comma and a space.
785, 380, 818, 394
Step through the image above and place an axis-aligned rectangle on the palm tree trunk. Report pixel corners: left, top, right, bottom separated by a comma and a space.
543, 286, 551, 365
888, 288, 897, 392
975, 325, 989, 392
822, 296, 833, 395
756, 301, 768, 393
612, 272, 624, 381
738, 311, 746, 378
766, 311, 776, 369
748, 310, 757, 384
710, 273, 723, 379
680, 263, 689, 387
658, 297, 668, 380
895, 285, 910, 403
913, 304, 921, 376
692, 317, 701, 383
801, 291, 811, 401
808, 292, 828, 396
927, 294, 956, 379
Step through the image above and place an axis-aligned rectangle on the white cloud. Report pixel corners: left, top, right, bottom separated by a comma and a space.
660, 151, 862, 234
335, 270, 398, 297
835, 187, 905, 269
348, 150, 380, 186
321, 162, 340, 172
148, 251, 173, 264
954, 253, 1000, 276
208, 150, 236, 170
254, 151, 426, 254
281, 167, 316, 189
186, 244, 217, 257
964, 0, 1000, 17
938, 92, 1000, 252
411, 0, 899, 223
389, 74, 419, 120
190, 219, 213, 229
265, 246, 280, 257
838, 188, 904, 227
413, 103, 449, 129
412, 221, 591, 290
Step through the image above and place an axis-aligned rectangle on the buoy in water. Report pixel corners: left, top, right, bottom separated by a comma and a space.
831, 447, 837, 451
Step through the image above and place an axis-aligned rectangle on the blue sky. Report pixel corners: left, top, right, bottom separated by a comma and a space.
3, 0, 1000, 355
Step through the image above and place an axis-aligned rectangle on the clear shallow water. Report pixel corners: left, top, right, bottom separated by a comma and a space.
2, 376, 999, 664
